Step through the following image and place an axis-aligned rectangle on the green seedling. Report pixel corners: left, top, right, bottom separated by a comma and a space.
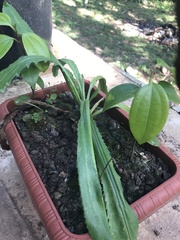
46, 93, 58, 104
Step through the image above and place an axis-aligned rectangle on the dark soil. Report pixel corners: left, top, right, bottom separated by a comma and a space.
14, 92, 173, 235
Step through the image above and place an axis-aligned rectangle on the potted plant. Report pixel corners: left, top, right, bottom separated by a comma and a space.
0, 3, 180, 240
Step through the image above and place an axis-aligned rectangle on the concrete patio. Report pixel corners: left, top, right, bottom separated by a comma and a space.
0, 28, 180, 240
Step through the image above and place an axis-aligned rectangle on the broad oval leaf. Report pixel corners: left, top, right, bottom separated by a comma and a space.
103, 83, 139, 111
14, 95, 30, 105
0, 12, 13, 28
129, 82, 169, 144
36, 77, 45, 89
36, 61, 50, 72
21, 64, 41, 90
22, 32, 50, 58
0, 34, 14, 59
3, 2, 32, 35
52, 65, 59, 77
158, 81, 180, 104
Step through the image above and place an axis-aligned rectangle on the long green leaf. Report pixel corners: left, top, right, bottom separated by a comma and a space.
89, 76, 108, 102
60, 58, 83, 85
87, 76, 102, 100
129, 82, 169, 144
59, 65, 81, 105
91, 120, 138, 240
0, 34, 14, 59
77, 100, 111, 240
87, 76, 107, 101
98, 77, 108, 95
60, 58, 84, 100
3, 2, 32, 35
103, 83, 139, 111
0, 55, 50, 93
50, 55, 81, 105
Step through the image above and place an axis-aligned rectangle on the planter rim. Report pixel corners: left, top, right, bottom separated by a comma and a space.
0, 82, 180, 240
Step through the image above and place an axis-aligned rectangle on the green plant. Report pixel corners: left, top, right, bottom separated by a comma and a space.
46, 93, 58, 104
0, 2, 180, 240
22, 112, 43, 124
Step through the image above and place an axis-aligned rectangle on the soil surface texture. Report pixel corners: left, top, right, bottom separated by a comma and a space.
14, 92, 172, 235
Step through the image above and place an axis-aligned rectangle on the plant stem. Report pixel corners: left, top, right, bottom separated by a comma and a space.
130, 140, 136, 162
99, 158, 113, 179
27, 100, 70, 113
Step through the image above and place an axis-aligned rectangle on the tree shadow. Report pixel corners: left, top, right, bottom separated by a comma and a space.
52, 0, 176, 79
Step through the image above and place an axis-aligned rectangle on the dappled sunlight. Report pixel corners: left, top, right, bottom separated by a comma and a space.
62, 0, 76, 7
52, 0, 176, 83
105, 1, 119, 12
77, 6, 115, 24
77, 8, 110, 22
127, 12, 140, 22
77, 8, 92, 16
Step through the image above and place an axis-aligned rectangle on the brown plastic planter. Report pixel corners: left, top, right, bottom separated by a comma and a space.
0, 82, 180, 240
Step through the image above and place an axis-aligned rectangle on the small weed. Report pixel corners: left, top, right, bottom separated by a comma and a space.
22, 112, 43, 124
46, 93, 58, 104
31, 112, 42, 123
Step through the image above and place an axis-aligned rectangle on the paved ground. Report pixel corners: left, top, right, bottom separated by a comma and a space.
0, 28, 180, 239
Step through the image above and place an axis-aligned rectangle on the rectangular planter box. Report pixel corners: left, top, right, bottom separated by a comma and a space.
0, 82, 180, 240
